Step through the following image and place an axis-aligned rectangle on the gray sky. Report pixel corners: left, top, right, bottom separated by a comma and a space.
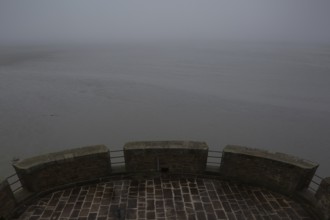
1, 0, 330, 44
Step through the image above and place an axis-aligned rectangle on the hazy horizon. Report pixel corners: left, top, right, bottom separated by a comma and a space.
1, 0, 330, 45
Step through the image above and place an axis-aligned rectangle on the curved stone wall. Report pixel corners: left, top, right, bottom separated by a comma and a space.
1, 141, 329, 219
13, 145, 111, 192
219, 145, 319, 195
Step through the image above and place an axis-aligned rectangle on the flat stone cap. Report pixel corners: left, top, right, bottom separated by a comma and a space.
124, 141, 208, 150
13, 145, 108, 170
224, 145, 318, 169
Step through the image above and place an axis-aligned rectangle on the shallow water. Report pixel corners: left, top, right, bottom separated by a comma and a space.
1, 42, 330, 177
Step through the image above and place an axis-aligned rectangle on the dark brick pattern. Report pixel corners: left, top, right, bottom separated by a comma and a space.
17, 176, 313, 220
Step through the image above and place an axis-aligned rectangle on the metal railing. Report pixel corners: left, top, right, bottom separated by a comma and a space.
3, 150, 324, 196
308, 174, 323, 194
6, 173, 22, 195
109, 149, 223, 166
109, 150, 125, 167
207, 150, 222, 167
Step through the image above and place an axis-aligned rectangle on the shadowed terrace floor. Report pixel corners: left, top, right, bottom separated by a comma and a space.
16, 175, 313, 220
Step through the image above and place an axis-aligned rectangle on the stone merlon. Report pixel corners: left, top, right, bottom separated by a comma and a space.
220, 145, 319, 194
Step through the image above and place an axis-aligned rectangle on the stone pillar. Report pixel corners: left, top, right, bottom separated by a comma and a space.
315, 177, 330, 220
0, 179, 16, 219
124, 141, 208, 173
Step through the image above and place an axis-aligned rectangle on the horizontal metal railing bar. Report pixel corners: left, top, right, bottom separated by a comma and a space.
110, 156, 124, 159
6, 173, 17, 179
110, 150, 124, 153
308, 187, 317, 192
12, 186, 23, 193
311, 180, 321, 185
208, 150, 222, 153
9, 179, 21, 185
314, 174, 324, 180
111, 162, 125, 164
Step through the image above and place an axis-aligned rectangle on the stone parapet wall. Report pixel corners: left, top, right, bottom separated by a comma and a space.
124, 141, 208, 173
220, 145, 319, 195
2, 141, 329, 219
13, 145, 111, 192
0, 179, 16, 219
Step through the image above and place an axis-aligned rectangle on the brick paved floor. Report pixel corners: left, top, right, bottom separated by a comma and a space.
17, 176, 313, 220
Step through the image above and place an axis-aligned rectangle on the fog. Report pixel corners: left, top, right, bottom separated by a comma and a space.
1, 1, 330, 177
1, 0, 330, 44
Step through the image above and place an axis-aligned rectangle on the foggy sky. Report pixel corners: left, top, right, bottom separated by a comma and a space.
1, 0, 330, 45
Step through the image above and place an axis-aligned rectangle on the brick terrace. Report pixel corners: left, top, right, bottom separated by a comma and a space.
17, 176, 313, 220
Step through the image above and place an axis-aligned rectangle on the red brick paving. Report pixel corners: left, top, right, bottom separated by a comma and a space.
17, 176, 313, 219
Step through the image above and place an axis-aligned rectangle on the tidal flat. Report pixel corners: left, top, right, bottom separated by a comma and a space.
1, 41, 330, 177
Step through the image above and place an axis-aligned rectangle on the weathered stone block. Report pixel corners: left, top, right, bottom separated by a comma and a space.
220, 145, 318, 194
13, 145, 111, 192
124, 141, 208, 173
0, 179, 16, 219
